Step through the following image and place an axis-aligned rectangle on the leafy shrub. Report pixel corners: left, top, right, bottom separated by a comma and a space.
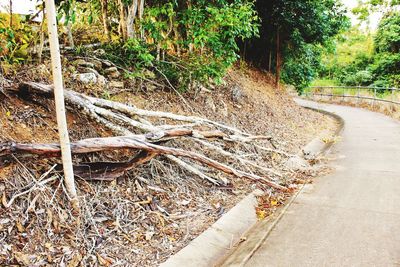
0, 15, 33, 63
343, 70, 373, 86
102, 1, 259, 91
282, 44, 322, 93
101, 39, 154, 71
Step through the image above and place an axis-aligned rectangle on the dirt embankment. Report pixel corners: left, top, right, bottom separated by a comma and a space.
0, 66, 335, 266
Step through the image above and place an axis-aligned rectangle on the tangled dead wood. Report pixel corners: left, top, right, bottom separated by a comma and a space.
2, 81, 290, 192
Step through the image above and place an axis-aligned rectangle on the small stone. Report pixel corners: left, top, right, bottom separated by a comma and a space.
232, 85, 245, 103
88, 59, 103, 70
102, 60, 113, 67
94, 49, 106, 56
284, 155, 310, 170
97, 75, 108, 86
104, 67, 120, 78
74, 73, 97, 84
81, 67, 100, 76
104, 66, 118, 74
109, 81, 124, 88
72, 59, 95, 68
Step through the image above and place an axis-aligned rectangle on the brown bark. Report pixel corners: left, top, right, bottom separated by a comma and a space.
117, 0, 128, 40
71, 151, 157, 180
0, 136, 287, 191
127, 0, 138, 39
100, 0, 111, 41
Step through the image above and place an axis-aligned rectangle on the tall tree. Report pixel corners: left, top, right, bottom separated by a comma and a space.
241, 0, 349, 92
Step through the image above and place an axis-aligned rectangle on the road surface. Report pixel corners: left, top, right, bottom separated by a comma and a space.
227, 100, 400, 267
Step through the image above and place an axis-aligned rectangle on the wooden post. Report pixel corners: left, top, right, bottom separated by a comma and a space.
391, 88, 395, 111
342, 87, 345, 102
45, 0, 79, 208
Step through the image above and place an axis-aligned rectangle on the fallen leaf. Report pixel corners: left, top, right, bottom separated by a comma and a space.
271, 200, 278, 206
97, 253, 112, 267
14, 252, 31, 265
67, 252, 82, 267
145, 231, 154, 241
2, 193, 8, 208
256, 209, 267, 220
16, 221, 25, 233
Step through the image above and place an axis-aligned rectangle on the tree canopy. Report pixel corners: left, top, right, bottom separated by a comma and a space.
318, 10, 400, 88
240, 0, 349, 92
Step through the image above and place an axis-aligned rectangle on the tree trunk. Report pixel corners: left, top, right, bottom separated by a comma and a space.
9, 0, 12, 28
38, 9, 45, 63
66, 22, 74, 48
275, 28, 281, 89
268, 49, 272, 72
100, 0, 111, 42
117, 0, 128, 40
173, 25, 181, 56
138, 0, 145, 39
126, 0, 138, 39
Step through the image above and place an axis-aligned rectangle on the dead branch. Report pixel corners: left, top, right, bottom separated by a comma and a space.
0, 136, 287, 191
3, 81, 289, 192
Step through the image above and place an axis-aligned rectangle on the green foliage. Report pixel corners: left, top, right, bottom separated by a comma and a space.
101, 38, 154, 75
318, 12, 400, 88
123, 38, 155, 68
116, 0, 259, 90
282, 44, 322, 92
0, 15, 33, 63
183, 1, 259, 83
352, 0, 400, 22
243, 0, 349, 93
374, 12, 400, 53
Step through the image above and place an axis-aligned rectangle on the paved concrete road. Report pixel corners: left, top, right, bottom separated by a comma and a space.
244, 100, 400, 267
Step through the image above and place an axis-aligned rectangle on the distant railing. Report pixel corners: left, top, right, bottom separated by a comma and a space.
304, 86, 400, 106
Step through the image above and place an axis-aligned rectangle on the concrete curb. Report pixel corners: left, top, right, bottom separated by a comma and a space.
301, 104, 345, 158
160, 190, 264, 267
160, 101, 345, 267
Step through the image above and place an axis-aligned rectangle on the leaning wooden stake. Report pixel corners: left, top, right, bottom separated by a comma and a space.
45, 0, 79, 208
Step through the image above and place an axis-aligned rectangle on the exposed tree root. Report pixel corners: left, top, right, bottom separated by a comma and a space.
0, 136, 287, 191
2, 81, 291, 192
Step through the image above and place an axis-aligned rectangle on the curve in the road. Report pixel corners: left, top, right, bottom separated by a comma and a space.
243, 99, 400, 267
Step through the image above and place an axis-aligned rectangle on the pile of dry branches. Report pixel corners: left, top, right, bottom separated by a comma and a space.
1, 81, 293, 196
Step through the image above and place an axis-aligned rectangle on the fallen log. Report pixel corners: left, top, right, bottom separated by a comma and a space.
0, 136, 288, 191
16, 81, 272, 140
70, 150, 157, 181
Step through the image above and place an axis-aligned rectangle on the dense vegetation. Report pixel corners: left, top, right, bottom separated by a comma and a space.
241, 0, 349, 92
0, 0, 259, 91
318, 1, 400, 88
0, 0, 398, 92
